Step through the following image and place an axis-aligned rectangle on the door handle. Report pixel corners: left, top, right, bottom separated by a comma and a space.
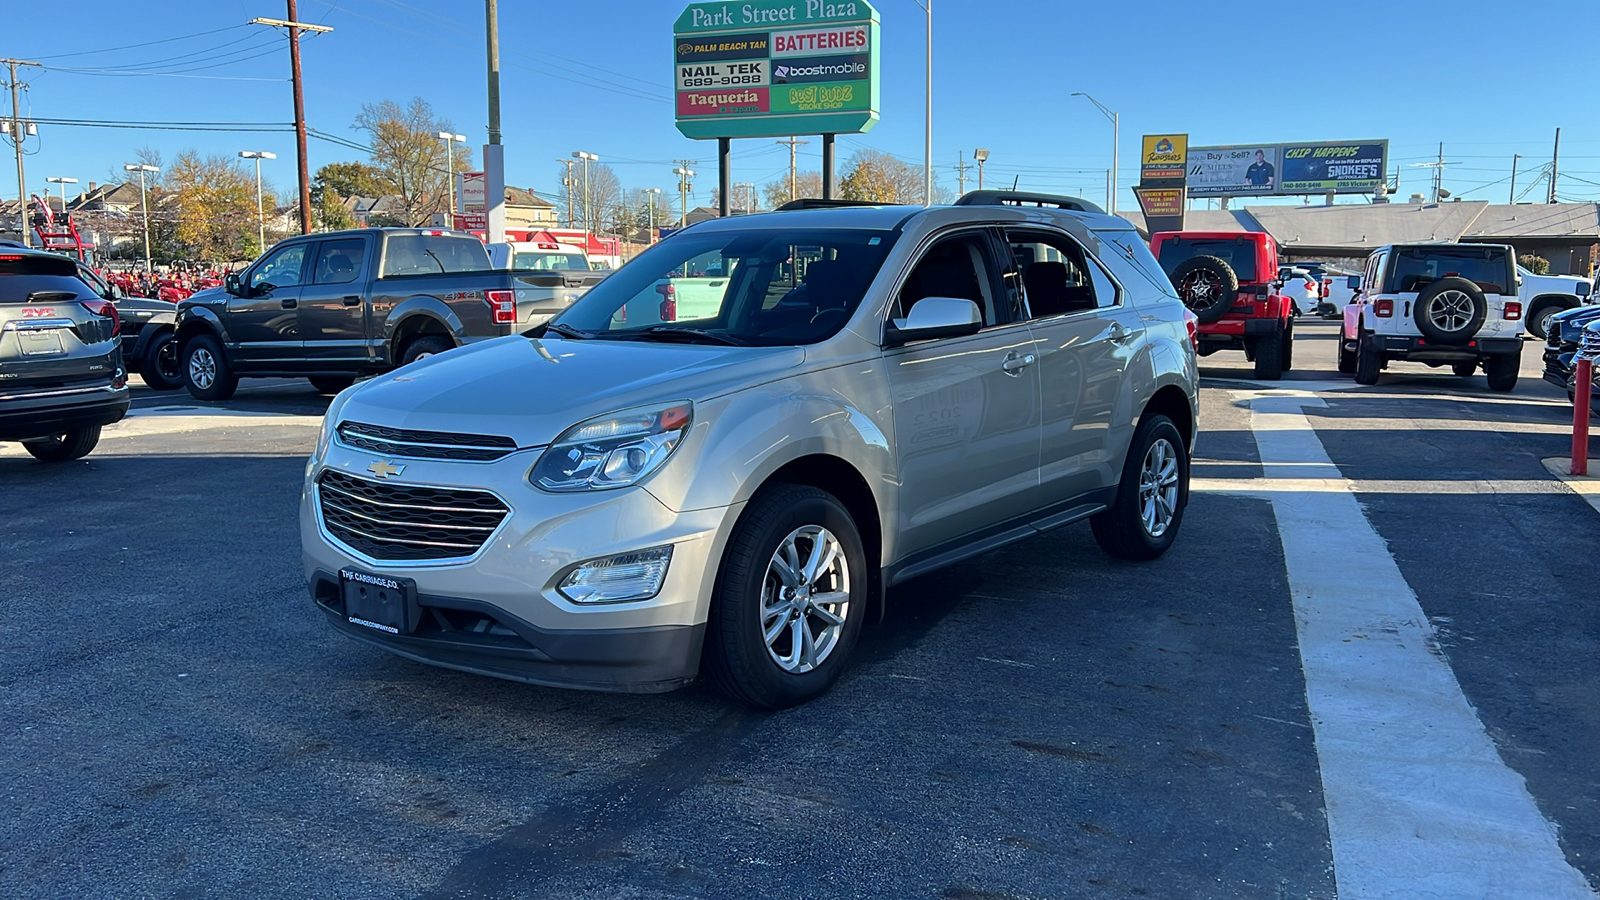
1107, 322, 1133, 344
1001, 351, 1036, 375
280, 298, 297, 309
342, 295, 363, 306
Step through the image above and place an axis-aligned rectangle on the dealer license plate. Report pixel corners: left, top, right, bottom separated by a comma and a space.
340, 568, 417, 634
19, 331, 65, 356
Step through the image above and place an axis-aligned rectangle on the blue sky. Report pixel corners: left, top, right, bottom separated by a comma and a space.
7, 0, 1600, 213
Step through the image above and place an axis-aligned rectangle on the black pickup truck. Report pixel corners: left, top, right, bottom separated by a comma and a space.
172, 228, 575, 400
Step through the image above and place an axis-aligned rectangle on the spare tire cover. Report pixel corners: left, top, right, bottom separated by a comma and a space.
1170, 255, 1239, 324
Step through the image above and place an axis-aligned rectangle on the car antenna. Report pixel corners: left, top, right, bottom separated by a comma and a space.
1012, 175, 1020, 190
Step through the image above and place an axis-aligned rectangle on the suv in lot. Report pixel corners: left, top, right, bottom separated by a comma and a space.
301, 193, 1199, 707
1151, 231, 1295, 380
0, 248, 129, 461
173, 228, 573, 401
1338, 243, 1523, 391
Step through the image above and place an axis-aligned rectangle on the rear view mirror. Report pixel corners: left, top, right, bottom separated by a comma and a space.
1347, 275, 1362, 290
884, 297, 982, 346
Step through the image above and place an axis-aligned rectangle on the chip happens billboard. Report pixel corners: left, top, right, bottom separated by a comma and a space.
1186, 140, 1388, 197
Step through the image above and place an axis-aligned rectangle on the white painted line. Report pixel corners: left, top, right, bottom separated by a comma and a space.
1542, 457, 1600, 517
106, 412, 323, 439
1241, 392, 1593, 899
1194, 477, 1570, 496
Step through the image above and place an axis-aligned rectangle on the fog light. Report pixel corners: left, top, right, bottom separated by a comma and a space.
557, 546, 672, 604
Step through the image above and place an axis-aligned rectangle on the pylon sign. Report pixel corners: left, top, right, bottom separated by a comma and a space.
673, 1, 879, 140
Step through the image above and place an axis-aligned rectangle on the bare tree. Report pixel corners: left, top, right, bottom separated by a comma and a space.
762, 171, 823, 208
353, 98, 472, 226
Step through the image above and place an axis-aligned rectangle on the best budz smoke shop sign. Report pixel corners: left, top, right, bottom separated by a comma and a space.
674, 1, 880, 140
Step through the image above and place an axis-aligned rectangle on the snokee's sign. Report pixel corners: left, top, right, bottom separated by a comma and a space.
673, 1, 880, 140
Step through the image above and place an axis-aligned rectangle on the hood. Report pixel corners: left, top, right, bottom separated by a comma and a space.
179, 285, 228, 309
336, 335, 806, 447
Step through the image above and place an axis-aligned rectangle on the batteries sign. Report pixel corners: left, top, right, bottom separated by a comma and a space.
674, 1, 880, 140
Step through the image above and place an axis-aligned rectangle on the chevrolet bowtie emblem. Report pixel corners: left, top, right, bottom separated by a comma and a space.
367, 460, 406, 479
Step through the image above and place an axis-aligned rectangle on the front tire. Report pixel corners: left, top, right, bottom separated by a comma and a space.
1280, 320, 1295, 372
1091, 414, 1188, 561
703, 485, 867, 709
23, 426, 101, 462
1484, 354, 1519, 392
183, 334, 238, 401
1337, 333, 1357, 374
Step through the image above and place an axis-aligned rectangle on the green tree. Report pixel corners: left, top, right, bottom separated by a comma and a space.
1519, 254, 1550, 275
352, 98, 471, 226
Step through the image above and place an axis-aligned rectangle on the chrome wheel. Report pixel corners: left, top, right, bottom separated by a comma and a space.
760, 525, 850, 674
1180, 271, 1220, 307
1426, 290, 1475, 333
1139, 438, 1181, 538
188, 347, 217, 390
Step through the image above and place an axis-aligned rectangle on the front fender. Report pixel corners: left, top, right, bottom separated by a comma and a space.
174, 305, 229, 349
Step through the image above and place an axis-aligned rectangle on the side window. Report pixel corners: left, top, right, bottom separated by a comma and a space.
313, 238, 367, 285
1005, 229, 1107, 319
893, 233, 1000, 327
250, 244, 307, 291
1098, 230, 1178, 297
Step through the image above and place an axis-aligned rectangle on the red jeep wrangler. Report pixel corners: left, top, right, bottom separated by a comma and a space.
1149, 231, 1295, 380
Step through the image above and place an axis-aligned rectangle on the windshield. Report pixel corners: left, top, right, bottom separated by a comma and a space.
1385, 247, 1512, 295
1157, 237, 1259, 282
513, 251, 588, 271
551, 228, 898, 346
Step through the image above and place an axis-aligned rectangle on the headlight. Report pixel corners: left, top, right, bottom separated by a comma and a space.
530, 401, 692, 492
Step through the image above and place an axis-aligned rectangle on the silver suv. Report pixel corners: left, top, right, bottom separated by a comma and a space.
300, 193, 1199, 707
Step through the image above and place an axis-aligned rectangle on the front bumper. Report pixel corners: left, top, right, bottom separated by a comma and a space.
301, 442, 742, 692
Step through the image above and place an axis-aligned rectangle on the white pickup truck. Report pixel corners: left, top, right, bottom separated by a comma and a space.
487, 240, 611, 328
1519, 265, 1594, 339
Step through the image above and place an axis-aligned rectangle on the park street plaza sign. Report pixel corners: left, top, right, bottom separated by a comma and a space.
674, 1, 880, 140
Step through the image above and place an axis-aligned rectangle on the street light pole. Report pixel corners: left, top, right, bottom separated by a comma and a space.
1072, 93, 1119, 215
45, 176, 76, 220
123, 163, 159, 273
643, 187, 660, 243
974, 148, 989, 191
238, 151, 276, 251
437, 132, 465, 226
573, 151, 597, 239
912, 0, 932, 205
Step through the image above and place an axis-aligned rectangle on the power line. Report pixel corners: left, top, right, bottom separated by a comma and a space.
32, 25, 249, 60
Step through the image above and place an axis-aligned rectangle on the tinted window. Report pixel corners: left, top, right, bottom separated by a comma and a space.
0, 253, 93, 303
1384, 247, 1511, 295
554, 228, 898, 346
1098, 230, 1180, 297
380, 235, 491, 277
512, 252, 588, 271
1156, 237, 1259, 282
1005, 230, 1112, 318
313, 238, 367, 285
251, 244, 308, 291
895, 234, 1000, 326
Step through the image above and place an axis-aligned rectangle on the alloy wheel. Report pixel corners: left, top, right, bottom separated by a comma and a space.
189, 347, 216, 390
1139, 438, 1181, 538
760, 525, 850, 674
1426, 290, 1475, 333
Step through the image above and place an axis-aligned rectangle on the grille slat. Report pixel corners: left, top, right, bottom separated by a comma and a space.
337, 421, 518, 461
317, 470, 509, 561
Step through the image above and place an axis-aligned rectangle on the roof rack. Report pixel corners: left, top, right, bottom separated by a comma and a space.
776, 198, 889, 211
954, 191, 1105, 214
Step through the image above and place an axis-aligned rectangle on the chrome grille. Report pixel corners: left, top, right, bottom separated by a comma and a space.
317, 470, 509, 562
336, 421, 517, 461
1582, 327, 1600, 362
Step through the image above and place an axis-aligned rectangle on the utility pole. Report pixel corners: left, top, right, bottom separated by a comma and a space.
1509, 154, 1520, 205
674, 164, 696, 229
1549, 127, 1561, 204
556, 158, 575, 227
776, 137, 808, 202
250, 9, 331, 235
956, 152, 968, 195
642, 188, 660, 243
572, 151, 597, 239
483, 0, 506, 242
123, 163, 159, 274
3, 58, 41, 247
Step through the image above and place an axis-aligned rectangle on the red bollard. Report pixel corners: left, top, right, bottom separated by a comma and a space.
1573, 358, 1593, 476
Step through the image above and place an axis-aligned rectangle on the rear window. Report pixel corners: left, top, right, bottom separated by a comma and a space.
1384, 247, 1512, 295
512, 252, 588, 271
0, 254, 92, 303
379, 235, 491, 278
1156, 237, 1259, 283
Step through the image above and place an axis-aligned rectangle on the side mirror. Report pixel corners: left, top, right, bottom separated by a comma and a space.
884, 297, 983, 347
1346, 275, 1362, 290
224, 273, 242, 296
108, 283, 126, 300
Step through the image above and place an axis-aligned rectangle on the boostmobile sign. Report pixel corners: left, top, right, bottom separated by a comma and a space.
674, 1, 880, 140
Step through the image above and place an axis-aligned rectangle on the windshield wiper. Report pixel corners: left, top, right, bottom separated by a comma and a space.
636, 326, 748, 346
541, 321, 593, 340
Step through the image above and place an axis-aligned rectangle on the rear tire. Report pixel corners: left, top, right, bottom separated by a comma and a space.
1280, 320, 1295, 372
138, 333, 183, 391
1354, 329, 1381, 385
1092, 414, 1188, 561
399, 335, 453, 366
1253, 330, 1285, 380
1452, 361, 1477, 378
182, 334, 238, 401
1337, 333, 1357, 374
308, 376, 356, 395
23, 426, 101, 462
1484, 354, 1519, 392
703, 485, 867, 709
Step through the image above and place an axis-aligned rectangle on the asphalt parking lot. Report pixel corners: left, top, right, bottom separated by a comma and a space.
3, 319, 1597, 899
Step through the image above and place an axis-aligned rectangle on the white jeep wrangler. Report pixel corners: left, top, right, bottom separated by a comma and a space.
1339, 243, 1524, 392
